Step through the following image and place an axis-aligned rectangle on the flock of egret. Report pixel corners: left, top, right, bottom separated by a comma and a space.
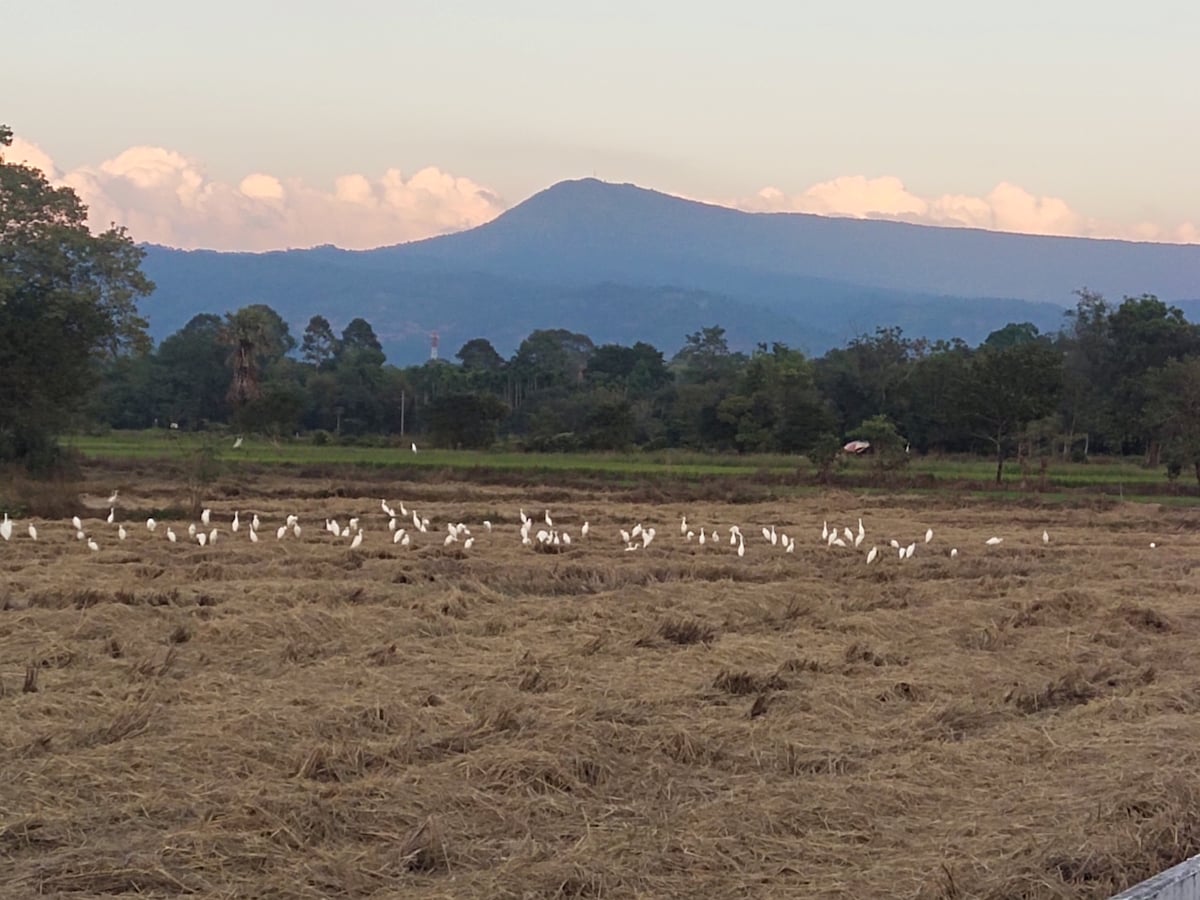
0, 499, 1064, 567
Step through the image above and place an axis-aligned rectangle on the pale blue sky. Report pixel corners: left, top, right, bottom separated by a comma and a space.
8, 0, 1199, 246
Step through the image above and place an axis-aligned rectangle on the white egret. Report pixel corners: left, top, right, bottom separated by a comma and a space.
197, 533, 207, 547
232, 511, 240, 532
844, 526, 853, 542
821, 520, 828, 541
106, 508, 115, 524
187, 523, 197, 537
400, 533, 410, 547
76, 530, 85, 541
545, 510, 553, 527
72, 515, 82, 531
786, 539, 796, 553
106, 489, 119, 505
293, 523, 301, 538
87, 538, 99, 552
737, 538, 745, 558
950, 548, 958, 558
350, 530, 364, 550
233, 436, 243, 448
925, 528, 933, 544
201, 508, 211, 526
699, 529, 707, 546
680, 516, 689, 535
580, 521, 588, 538
1042, 530, 1050, 544
411, 442, 417, 453
642, 527, 656, 548
167, 528, 177, 543
117, 525, 126, 541
561, 532, 571, 546
985, 537, 1003, 546
393, 528, 406, 544
866, 546, 878, 565
210, 528, 219, 544
906, 543, 916, 558
464, 537, 475, 549
147, 517, 157, 532
249, 529, 259, 543
251, 514, 260, 531
443, 533, 456, 546
276, 525, 287, 540
28, 523, 38, 541
0, 514, 10, 541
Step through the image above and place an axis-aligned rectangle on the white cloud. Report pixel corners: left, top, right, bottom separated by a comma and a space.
6, 137, 58, 179
8, 140, 506, 252
737, 175, 1200, 244
6, 136, 1198, 248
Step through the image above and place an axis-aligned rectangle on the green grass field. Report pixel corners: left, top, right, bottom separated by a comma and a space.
65, 431, 1179, 496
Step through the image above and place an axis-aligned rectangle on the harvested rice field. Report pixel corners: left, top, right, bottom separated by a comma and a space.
3, 467, 1200, 899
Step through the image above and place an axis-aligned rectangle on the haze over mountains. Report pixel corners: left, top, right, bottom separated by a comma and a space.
139, 178, 1200, 365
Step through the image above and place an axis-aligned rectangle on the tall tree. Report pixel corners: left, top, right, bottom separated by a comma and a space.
966, 340, 1063, 483
456, 337, 505, 373
222, 305, 294, 411
0, 125, 154, 466
300, 314, 339, 369
339, 317, 384, 365
156, 314, 229, 427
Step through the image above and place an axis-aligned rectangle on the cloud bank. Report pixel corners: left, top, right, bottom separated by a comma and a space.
6, 138, 506, 252
5, 138, 1198, 249
736, 175, 1200, 244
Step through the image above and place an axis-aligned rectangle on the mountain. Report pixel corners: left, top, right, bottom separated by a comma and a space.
138, 178, 1200, 365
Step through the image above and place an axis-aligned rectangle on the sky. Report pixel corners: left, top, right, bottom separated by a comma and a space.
6, 0, 1200, 251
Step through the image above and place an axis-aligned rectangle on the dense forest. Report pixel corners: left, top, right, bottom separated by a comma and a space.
87, 290, 1200, 483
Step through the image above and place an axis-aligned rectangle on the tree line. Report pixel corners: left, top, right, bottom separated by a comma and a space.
84, 291, 1200, 484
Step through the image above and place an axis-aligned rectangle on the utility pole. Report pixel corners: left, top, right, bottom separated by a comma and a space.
400, 390, 406, 436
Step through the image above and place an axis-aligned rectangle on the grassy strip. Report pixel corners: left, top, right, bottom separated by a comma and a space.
68, 431, 1175, 491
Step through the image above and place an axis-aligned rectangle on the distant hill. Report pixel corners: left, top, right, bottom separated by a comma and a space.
138, 178, 1200, 364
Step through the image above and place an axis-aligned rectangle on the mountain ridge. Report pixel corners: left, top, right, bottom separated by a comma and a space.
136, 178, 1200, 365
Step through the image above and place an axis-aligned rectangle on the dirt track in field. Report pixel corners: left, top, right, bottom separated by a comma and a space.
3, 468, 1200, 899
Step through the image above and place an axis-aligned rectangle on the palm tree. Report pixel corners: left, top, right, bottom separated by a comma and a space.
222, 305, 294, 410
